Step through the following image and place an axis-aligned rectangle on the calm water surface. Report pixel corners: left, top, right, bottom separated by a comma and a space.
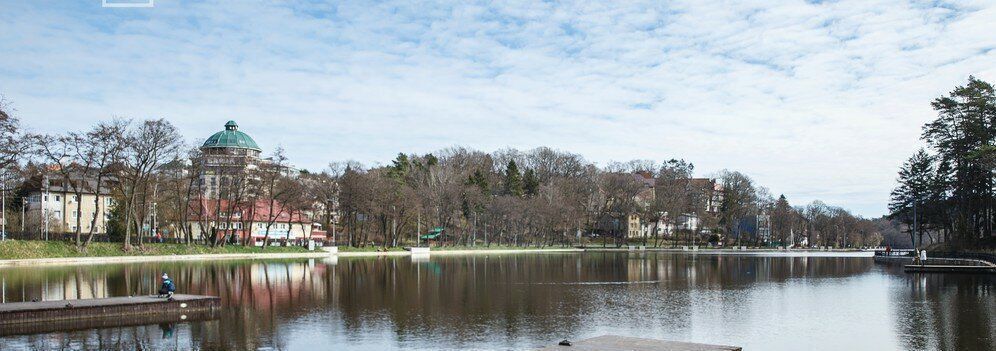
0, 252, 993, 350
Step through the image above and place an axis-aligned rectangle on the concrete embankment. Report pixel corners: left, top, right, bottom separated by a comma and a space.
0, 252, 331, 267
1, 246, 869, 268
0, 248, 585, 267
334, 248, 584, 257
585, 247, 868, 254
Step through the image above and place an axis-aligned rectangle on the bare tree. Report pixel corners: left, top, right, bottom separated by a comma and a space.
0, 96, 31, 172
719, 170, 758, 246
119, 119, 182, 250
647, 159, 694, 247
34, 133, 80, 244
259, 147, 291, 249
78, 120, 127, 249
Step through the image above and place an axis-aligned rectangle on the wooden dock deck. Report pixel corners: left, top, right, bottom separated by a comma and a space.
0, 305, 220, 336
0, 294, 221, 329
538, 335, 741, 351
904, 264, 996, 273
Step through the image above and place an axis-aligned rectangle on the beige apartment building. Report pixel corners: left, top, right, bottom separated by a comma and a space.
624, 175, 725, 239
25, 175, 115, 234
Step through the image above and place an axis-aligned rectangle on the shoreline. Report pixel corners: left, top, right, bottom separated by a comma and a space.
0, 248, 586, 267
0, 247, 874, 268
0, 252, 332, 267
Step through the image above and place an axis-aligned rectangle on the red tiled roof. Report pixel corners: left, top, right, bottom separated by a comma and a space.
632, 172, 656, 188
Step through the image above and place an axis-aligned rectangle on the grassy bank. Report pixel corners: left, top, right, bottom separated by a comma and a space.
0, 240, 309, 260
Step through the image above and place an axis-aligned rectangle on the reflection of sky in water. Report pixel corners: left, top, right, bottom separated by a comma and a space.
0, 253, 992, 350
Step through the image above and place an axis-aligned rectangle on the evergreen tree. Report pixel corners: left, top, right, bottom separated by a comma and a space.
919, 76, 996, 244
467, 169, 489, 194
771, 194, 793, 245
889, 149, 934, 247
504, 160, 524, 197
523, 168, 539, 196
388, 153, 410, 181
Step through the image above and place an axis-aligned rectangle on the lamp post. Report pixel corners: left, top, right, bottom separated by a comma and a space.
43, 175, 49, 241
912, 201, 917, 251
2, 171, 6, 241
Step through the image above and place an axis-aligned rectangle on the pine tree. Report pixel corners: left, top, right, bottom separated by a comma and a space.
504, 160, 524, 197
889, 149, 934, 247
467, 169, 489, 194
771, 194, 793, 245
523, 168, 539, 197
920, 76, 996, 244
388, 153, 410, 182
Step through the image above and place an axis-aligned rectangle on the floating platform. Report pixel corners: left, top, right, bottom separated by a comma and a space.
0, 294, 221, 335
539, 335, 741, 351
904, 264, 996, 274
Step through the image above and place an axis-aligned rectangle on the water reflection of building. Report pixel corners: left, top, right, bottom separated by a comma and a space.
4, 256, 992, 350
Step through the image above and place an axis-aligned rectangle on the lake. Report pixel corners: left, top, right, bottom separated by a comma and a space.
0, 252, 993, 350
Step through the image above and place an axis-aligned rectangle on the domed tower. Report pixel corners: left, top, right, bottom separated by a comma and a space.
200, 121, 262, 198
202, 120, 261, 157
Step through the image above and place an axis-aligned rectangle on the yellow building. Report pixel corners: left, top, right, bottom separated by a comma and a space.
26, 175, 115, 234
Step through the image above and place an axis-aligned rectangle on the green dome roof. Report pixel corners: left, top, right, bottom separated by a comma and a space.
201, 121, 261, 151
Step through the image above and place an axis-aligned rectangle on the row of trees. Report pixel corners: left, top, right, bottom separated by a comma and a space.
1, 95, 887, 250
325, 149, 885, 248
890, 77, 996, 250
5, 116, 188, 250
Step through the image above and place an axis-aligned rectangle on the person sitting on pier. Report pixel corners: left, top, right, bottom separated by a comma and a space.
158, 273, 176, 300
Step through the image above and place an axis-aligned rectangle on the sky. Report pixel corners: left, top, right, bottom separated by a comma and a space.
1, 0, 995, 217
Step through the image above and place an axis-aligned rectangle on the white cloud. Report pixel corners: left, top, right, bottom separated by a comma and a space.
1, 0, 995, 217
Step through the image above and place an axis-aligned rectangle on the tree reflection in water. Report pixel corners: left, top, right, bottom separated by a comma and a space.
0, 253, 992, 350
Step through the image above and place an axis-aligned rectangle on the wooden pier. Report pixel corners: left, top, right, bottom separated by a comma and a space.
538, 335, 741, 351
904, 264, 996, 274
0, 294, 221, 335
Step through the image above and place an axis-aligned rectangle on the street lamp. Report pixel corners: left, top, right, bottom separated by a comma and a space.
2, 171, 6, 241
